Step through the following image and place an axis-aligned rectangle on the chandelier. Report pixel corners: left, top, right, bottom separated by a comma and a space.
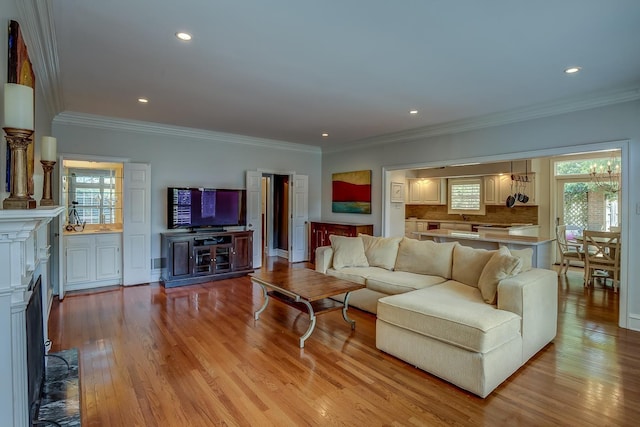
590, 158, 620, 194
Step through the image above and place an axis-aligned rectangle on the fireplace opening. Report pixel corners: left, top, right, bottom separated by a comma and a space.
26, 275, 44, 425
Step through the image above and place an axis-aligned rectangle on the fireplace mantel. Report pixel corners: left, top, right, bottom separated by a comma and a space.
0, 206, 64, 427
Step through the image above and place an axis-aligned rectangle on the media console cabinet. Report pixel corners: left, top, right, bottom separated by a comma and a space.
160, 230, 253, 288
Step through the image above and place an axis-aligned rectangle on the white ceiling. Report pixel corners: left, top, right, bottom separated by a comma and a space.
49, 0, 640, 148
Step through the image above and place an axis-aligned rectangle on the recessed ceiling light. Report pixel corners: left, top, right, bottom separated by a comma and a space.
321, 133, 329, 137
175, 32, 192, 41
564, 66, 581, 74
409, 110, 418, 115
138, 97, 149, 103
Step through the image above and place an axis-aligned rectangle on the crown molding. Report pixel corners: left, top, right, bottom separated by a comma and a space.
17, 0, 65, 118
324, 86, 640, 154
53, 111, 322, 154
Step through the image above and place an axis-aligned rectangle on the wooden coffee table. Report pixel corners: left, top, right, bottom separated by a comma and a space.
250, 268, 365, 348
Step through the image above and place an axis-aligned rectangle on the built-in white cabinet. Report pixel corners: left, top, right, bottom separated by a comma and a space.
64, 233, 122, 291
407, 178, 447, 204
65, 236, 92, 285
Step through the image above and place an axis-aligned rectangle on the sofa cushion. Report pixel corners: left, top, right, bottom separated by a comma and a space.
508, 248, 533, 272
451, 245, 496, 287
394, 238, 457, 278
478, 247, 523, 304
326, 266, 387, 284
377, 281, 521, 353
329, 235, 369, 269
326, 268, 367, 284
366, 270, 447, 295
359, 234, 402, 270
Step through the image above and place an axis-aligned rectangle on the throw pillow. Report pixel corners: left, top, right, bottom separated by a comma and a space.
359, 234, 402, 270
508, 248, 533, 272
393, 238, 457, 278
451, 244, 496, 287
329, 235, 369, 269
478, 246, 523, 304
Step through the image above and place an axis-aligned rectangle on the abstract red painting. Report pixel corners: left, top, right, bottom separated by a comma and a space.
332, 170, 371, 214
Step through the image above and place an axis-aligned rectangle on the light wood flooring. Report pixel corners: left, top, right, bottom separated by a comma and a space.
48, 259, 640, 426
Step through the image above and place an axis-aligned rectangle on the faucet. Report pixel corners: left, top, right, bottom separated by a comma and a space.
460, 214, 469, 221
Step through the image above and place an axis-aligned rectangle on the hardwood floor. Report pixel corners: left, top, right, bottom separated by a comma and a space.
48, 259, 640, 426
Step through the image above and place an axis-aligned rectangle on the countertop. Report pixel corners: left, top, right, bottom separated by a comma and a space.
413, 229, 554, 245
63, 227, 123, 236
406, 218, 536, 228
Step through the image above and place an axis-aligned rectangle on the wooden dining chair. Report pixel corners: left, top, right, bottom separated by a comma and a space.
555, 225, 584, 275
582, 230, 621, 292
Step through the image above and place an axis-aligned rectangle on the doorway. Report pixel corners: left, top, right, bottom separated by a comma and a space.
556, 179, 620, 234
382, 141, 629, 329
262, 174, 290, 260
246, 170, 309, 269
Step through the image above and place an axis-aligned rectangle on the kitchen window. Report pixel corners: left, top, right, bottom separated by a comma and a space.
448, 178, 485, 215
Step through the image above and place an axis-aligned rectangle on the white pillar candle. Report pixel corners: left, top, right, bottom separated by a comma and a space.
3, 83, 34, 130
41, 136, 57, 161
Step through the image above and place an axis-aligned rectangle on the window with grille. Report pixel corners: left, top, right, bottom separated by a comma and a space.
447, 178, 485, 215
68, 168, 119, 224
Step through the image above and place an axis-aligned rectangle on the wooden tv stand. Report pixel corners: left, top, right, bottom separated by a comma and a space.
160, 230, 253, 288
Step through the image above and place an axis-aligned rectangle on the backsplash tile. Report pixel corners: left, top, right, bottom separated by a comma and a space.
405, 204, 538, 225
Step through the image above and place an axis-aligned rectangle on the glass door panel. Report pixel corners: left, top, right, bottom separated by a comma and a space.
557, 179, 620, 237
193, 246, 213, 275
214, 246, 231, 273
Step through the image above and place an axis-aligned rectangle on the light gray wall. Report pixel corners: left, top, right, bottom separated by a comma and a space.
322, 99, 640, 330
52, 121, 322, 266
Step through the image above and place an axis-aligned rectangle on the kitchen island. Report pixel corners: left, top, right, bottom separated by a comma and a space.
412, 229, 555, 269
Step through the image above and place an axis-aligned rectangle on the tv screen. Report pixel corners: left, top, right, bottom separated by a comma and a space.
167, 188, 246, 230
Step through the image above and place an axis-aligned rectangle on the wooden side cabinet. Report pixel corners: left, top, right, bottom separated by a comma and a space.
160, 230, 254, 288
309, 222, 373, 263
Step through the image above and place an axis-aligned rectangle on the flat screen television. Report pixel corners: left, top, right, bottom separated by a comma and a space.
167, 187, 246, 230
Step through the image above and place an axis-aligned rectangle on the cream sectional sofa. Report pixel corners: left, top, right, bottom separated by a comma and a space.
315, 235, 558, 398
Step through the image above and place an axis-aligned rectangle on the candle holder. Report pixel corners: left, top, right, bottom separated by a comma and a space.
3, 127, 36, 209
40, 160, 56, 206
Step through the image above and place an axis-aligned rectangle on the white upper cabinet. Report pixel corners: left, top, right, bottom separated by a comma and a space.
498, 173, 536, 206
407, 178, 447, 204
483, 175, 500, 205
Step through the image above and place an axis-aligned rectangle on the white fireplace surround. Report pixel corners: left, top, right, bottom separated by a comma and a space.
0, 206, 64, 427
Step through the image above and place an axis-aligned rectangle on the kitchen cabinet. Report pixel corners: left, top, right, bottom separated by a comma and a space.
439, 222, 473, 231
499, 173, 536, 205
405, 220, 417, 238
406, 220, 441, 238
64, 233, 121, 291
310, 222, 373, 263
483, 175, 500, 205
407, 178, 447, 204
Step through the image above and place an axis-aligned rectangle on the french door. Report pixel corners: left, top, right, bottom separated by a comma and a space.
556, 178, 620, 237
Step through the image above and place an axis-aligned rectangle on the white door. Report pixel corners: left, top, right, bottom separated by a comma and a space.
123, 163, 151, 285
57, 211, 66, 299
246, 170, 262, 269
290, 174, 309, 263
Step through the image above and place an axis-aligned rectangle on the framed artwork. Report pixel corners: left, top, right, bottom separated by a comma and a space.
6, 20, 36, 194
332, 170, 372, 214
390, 182, 404, 202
